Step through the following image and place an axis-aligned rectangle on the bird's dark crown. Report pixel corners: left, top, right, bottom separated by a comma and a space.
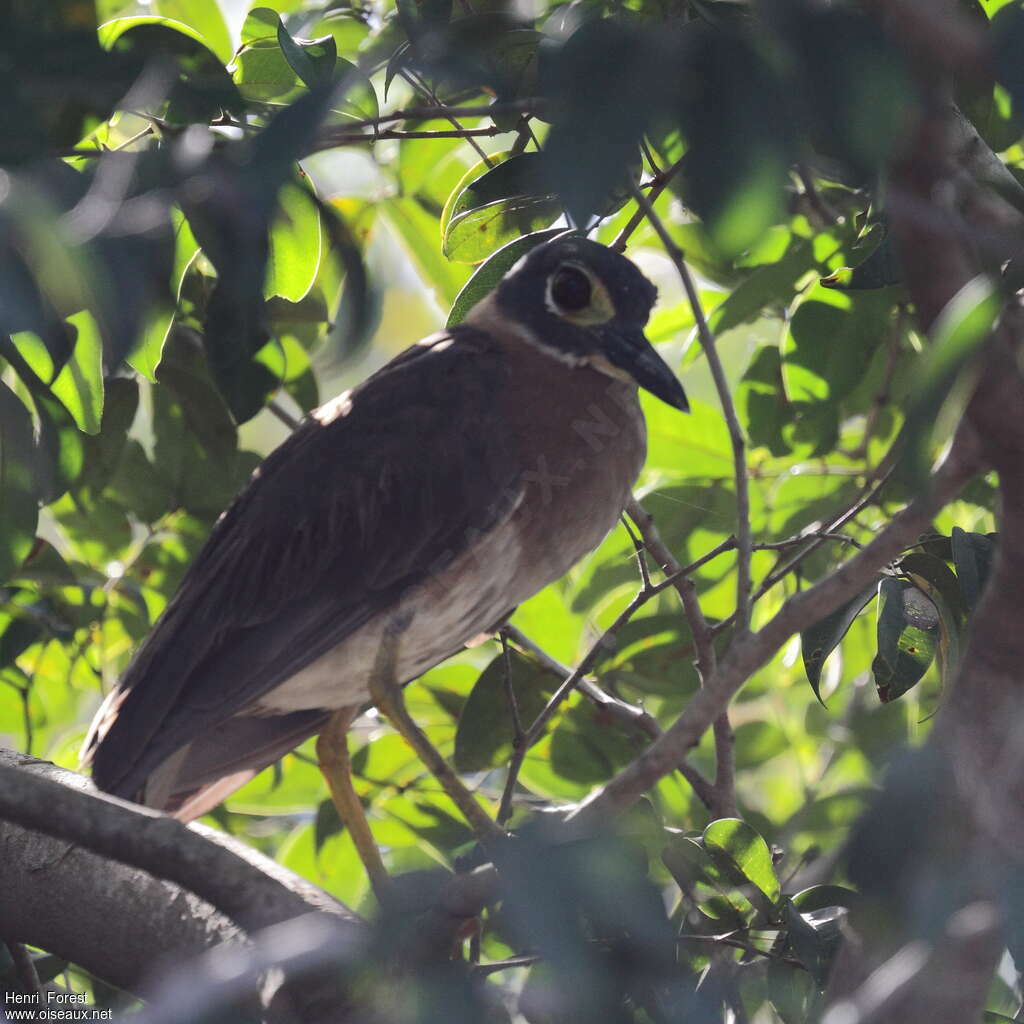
492, 237, 658, 363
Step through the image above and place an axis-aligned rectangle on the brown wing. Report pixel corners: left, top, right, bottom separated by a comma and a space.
85, 326, 521, 800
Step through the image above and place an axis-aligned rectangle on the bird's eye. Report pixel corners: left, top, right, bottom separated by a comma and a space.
550, 265, 592, 312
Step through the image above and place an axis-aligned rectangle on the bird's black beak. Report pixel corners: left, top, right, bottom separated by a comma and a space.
604, 327, 690, 412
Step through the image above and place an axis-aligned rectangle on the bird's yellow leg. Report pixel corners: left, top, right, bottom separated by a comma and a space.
316, 706, 392, 901
369, 626, 506, 848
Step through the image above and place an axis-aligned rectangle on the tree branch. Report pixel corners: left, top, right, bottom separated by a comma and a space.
570, 427, 979, 828
0, 750, 360, 936
626, 180, 754, 637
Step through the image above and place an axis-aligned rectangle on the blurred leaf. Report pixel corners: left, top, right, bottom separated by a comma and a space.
781, 7, 918, 174
383, 198, 471, 304
50, 310, 104, 434
266, 181, 323, 302
872, 577, 939, 703
129, 209, 198, 382
950, 526, 996, 614
898, 273, 999, 486
801, 586, 876, 703
675, 25, 795, 256
541, 19, 656, 226
733, 721, 790, 770
0, 383, 40, 584
454, 650, 554, 772
783, 287, 894, 404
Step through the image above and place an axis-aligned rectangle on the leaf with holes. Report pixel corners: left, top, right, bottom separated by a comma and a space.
872, 577, 939, 702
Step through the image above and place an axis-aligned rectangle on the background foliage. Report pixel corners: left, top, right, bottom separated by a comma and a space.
0, 0, 1020, 1021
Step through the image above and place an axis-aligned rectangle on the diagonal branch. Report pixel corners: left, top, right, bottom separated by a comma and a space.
570, 424, 980, 828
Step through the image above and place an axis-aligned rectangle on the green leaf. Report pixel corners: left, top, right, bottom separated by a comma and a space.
703, 817, 781, 910
383, 198, 471, 304
801, 586, 876, 704
733, 721, 790, 770
453, 650, 555, 772
240, 7, 279, 44
782, 899, 845, 985
153, 0, 232, 62
98, 14, 212, 51
872, 577, 939, 702
447, 228, 563, 326
234, 10, 337, 104
129, 209, 199, 382
661, 834, 748, 928
950, 526, 996, 614
50, 310, 104, 434
791, 884, 859, 912
899, 551, 967, 683
444, 196, 562, 264
31, 391, 85, 504
277, 20, 336, 90
783, 287, 894, 404
822, 231, 903, 290
265, 182, 323, 302
0, 382, 40, 584
900, 274, 999, 485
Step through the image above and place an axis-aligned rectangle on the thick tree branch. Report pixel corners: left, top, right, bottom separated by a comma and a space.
0, 751, 360, 935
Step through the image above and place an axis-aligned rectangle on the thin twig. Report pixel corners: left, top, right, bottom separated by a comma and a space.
318, 99, 541, 137
499, 629, 525, 750
496, 562, 702, 824
471, 954, 541, 976
620, 513, 653, 591
626, 499, 736, 818
569, 423, 979, 828
268, 399, 302, 431
796, 164, 841, 227
611, 157, 686, 253
400, 68, 495, 167
626, 180, 753, 637
501, 625, 718, 810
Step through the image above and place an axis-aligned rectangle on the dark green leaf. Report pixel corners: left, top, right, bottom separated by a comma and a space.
674, 26, 795, 256
703, 818, 781, 913
278, 20, 337, 90
782, 899, 845, 985
454, 650, 554, 772
541, 19, 656, 226
0, 382, 39, 584
899, 275, 999, 487
950, 526, 996, 614
801, 586, 876, 703
872, 577, 939, 702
